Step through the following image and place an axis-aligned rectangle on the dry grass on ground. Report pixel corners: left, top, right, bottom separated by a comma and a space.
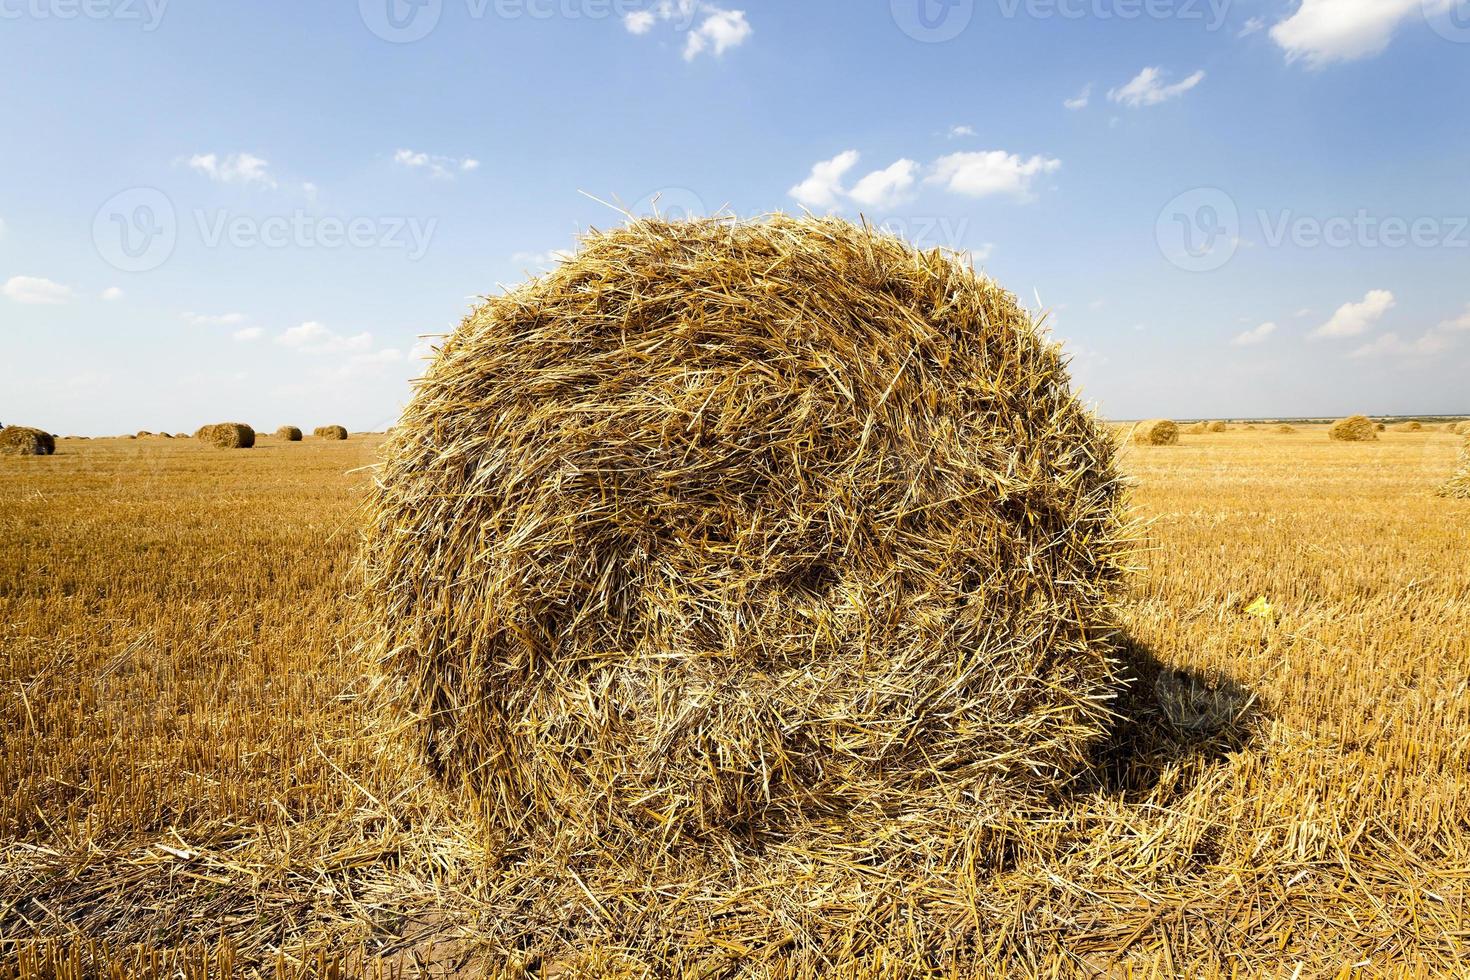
2, 428, 1469, 977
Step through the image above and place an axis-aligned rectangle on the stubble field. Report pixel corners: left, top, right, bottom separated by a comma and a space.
1, 426, 1467, 977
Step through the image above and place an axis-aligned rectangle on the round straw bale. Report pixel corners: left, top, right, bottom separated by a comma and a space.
361, 215, 1132, 958
195, 422, 255, 449
0, 426, 56, 456
1181, 421, 1207, 434
1132, 418, 1179, 445
1330, 415, 1379, 442
276, 426, 304, 441
1390, 420, 1423, 432
136, 430, 154, 438
313, 425, 348, 440
1206, 420, 1228, 432
1274, 424, 1297, 433
1440, 438, 1470, 499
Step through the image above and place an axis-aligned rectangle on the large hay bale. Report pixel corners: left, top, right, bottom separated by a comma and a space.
361, 216, 1132, 961
275, 426, 304, 441
313, 425, 348, 440
1329, 415, 1379, 442
0, 426, 56, 456
1132, 418, 1179, 445
195, 423, 255, 449
1206, 420, 1228, 432
1441, 438, 1470, 499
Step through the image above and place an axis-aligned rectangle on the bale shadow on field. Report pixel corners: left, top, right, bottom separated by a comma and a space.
1073, 633, 1263, 803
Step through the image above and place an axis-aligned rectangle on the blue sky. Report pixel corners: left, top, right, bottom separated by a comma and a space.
3, 0, 1468, 435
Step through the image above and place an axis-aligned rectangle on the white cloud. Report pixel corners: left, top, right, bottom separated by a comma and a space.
1238, 16, 1265, 36
929, 150, 1061, 200
1437, 304, 1470, 334
0, 217, 6, 239
626, 2, 750, 60
1108, 67, 1205, 107
624, 9, 657, 32
789, 150, 861, 209
188, 152, 277, 188
683, 7, 751, 60
848, 159, 919, 209
3, 276, 73, 305
1064, 83, 1092, 110
1310, 289, 1396, 339
276, 321, 374, 354
1271, 0, 1448, 67
1349, 331, 1447, 358
1231, 321, 1278, 346
948, 124, 976, 138
183, 311, 249, 327
100, 286, 124, 302
1353, 303, 1470, 358
233, 327, 264, 342
394, 148, 480, 180
1294, 307, 1314, 318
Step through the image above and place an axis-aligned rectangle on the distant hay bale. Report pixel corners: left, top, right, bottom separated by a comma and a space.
1376, 422, 1387, 431
1440, 438, 1470, 499
1206, 420, 1228, 432
1455, 421, 1470, 436
136, 430, 154, 438
1181, 421, 1207, 434
1275, 424, 1297, 433
275, 426, 303, 441
1390, 421, 1423, 432
1329, 415, 1379, 442
0, 426, 56, 456
195, 423, 255, 449
1132, 418, 1179, 445
360, 215, 1133, 960
313, 425, 348, 440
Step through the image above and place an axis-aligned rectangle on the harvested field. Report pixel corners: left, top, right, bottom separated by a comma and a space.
2, 427, 1468, 975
